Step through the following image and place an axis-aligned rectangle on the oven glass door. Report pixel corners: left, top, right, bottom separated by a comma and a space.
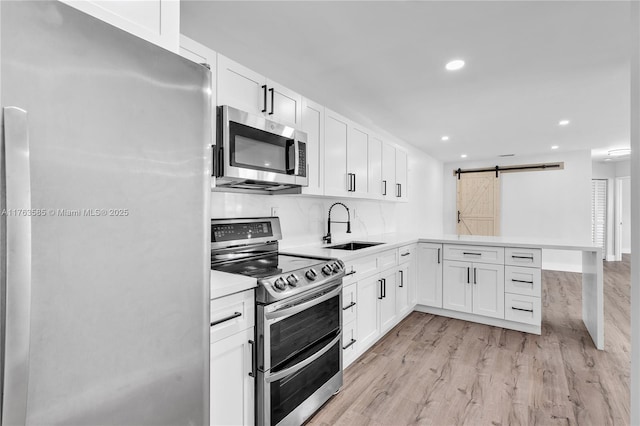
269, 339, 341, 426
229, 121, 295, 175
269, 292, 340, 369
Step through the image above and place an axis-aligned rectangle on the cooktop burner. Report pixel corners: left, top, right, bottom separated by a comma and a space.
211, 254, 325, 279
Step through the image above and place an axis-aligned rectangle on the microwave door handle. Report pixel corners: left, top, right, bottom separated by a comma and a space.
285, 139, 296, 175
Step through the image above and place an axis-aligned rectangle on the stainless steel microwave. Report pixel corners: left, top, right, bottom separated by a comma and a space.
214, 105, 308, 192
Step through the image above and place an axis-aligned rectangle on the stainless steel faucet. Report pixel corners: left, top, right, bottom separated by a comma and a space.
323, 202, 351, 244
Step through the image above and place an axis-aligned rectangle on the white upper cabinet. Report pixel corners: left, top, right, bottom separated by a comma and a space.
368, 135, 383, 200
348, 124, 370, 197
324, 109, 350, 196
381, 142, 396, 200
217, 55, 265, 116
60, 0, 179, 52
395, 148, 408, 201
301, 98, 325, 196
217, 54, 302, 127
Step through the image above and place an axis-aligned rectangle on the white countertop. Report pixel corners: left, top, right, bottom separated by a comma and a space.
210, 270, 256, 300
210, 232, 600, 299
282, 233, 601, 262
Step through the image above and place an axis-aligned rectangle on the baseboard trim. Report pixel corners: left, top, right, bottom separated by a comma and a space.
414, 305, 541, 335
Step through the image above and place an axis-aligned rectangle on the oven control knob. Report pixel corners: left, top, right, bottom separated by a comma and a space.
305, 269, 318, 281
332, 262, 343, 273
322, 264, 334, 276
286, 274, 299, 287
273, 277, 287, 291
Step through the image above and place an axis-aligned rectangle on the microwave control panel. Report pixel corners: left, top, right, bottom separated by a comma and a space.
298, 142, 306, 177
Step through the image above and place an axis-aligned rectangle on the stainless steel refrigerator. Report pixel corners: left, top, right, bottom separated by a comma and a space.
0, 1, 211, 425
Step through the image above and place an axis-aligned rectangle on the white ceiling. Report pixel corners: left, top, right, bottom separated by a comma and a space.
181, 1, 631, 164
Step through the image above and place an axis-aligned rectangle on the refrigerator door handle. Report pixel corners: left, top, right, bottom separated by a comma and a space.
1, 106, 32, 426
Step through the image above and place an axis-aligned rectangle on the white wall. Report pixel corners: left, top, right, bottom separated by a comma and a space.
210, 147, 443, 249
444, 150, 593, 272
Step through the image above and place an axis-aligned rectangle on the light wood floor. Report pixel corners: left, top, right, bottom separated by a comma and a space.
308, 256, 630, 425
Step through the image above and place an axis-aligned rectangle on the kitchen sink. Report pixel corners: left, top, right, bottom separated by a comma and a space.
326, 241, 384, 251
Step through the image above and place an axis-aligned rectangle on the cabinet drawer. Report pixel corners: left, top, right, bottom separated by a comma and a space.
343, 255, 378, 284
504, 293, 541, 326
505, 247, 542, 268
342, 320, 358, 367
210, 289, 255, 343
443, 244, 504, 264
342, 283, 357, 325
398, 244, 415, 265
505, 266, 542, 297
377, 249, 398, 270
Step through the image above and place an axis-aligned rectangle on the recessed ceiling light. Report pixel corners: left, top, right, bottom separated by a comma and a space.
604, 158, 612, 162
608, 148, 631, 157
441, 136, 449, 141
446, 59, 465, 71
551, 145, 559, 150
558, 120, 570, 126
460, 154, 467, 158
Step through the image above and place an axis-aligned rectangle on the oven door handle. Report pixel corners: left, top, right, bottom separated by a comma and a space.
265, 332, 342, 383
265, 282, 342, 321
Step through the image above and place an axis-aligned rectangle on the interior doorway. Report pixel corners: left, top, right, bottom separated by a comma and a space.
456, 171, 500, 236
615, 176, 632, 259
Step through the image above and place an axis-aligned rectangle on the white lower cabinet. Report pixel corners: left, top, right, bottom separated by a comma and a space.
356, 274, 381, 351
210, 326, 255, 426
210, 290, 255, 426
396, 264, 410, 317
417, 243, 443, 308
442, 260, 504, 319
379, 269, 397, 334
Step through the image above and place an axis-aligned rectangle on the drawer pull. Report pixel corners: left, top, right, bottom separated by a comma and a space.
401, 252, 411, 257
248, 340, 256, 378
511, 279, 534, 284
463, 252, 482, 256
344, 270, 356, 277
511, 306, 534, 313
342, 301, 356, 310
343, 338, 357, 350
512, 255, 534, 260
210, 311, 242, 327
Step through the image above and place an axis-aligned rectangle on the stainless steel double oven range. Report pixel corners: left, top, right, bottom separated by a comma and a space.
210, 217, 345, 426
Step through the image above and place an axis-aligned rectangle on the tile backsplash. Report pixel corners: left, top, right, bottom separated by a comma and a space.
210, 192, 397, 249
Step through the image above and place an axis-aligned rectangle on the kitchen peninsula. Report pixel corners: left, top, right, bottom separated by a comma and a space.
285, 234, 604, 352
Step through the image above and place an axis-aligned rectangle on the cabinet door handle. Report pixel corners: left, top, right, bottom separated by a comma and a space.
382, 180, 387, 195
344, 270, 356, 277
473, 267, 477, 284
352, 173, 357, 192
382, 278, 386, 298
378, 280, 383, 300
511, 279, 534, 284
467, 267, 470, 284
269, 87, 275, 115
248, 340, 256, 378
401, 252, 410, 257
342, 338, 357, 350
399, 270, 404, 287
261, 85, 267, 113
396, 183, 401, 197
398, 183, 402, 197
437, 248, 441, 264
342, 301, 356, 310
512, 255, 534, 260
511, 307, 534, 313
210, 311, 241, 327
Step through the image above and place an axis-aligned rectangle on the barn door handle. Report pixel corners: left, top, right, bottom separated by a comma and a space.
457, 211, 461, 223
